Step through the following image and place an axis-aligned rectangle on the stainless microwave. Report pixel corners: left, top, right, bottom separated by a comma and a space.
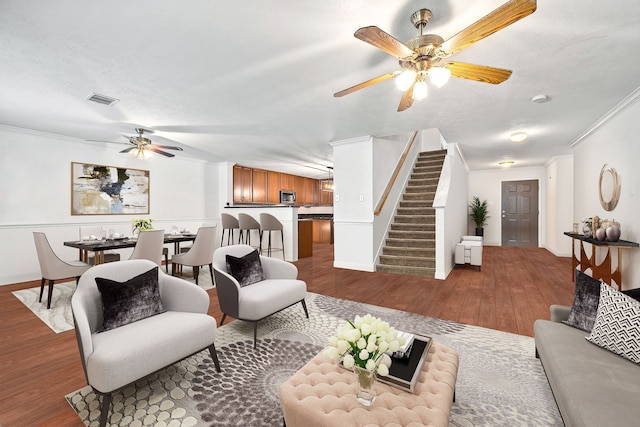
280, 190, 296, 204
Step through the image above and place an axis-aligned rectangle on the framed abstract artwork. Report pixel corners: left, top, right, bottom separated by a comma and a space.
71, 162, 150, 215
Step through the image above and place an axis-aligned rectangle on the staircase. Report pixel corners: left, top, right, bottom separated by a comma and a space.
376, 149, 447, 277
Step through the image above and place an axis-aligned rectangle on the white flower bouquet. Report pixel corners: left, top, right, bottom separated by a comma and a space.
132, 217, 154, 233
324, 314, 405, 376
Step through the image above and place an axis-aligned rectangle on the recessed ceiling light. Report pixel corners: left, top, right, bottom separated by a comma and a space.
531, 94, 551, 103
510, 131, 528, 143
499, 161, 514, 168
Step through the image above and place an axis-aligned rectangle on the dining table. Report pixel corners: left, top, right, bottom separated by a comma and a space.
64, 234, 198, 265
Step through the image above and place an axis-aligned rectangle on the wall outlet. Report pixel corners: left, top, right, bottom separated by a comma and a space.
335, 194, 340, 202
359, 194, 364, 202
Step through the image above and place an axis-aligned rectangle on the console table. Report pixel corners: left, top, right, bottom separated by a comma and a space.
564, 232, 639, 288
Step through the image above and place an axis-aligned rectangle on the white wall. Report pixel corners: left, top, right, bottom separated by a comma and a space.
433, 144, 469, 279
468, 166, 547, 247
0, 126, 218, 285
331, 136, 375, 271
544, 155, 573, 256
573, 93, 640, 289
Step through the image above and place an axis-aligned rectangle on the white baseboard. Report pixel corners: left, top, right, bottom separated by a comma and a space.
333, 261, 376, 272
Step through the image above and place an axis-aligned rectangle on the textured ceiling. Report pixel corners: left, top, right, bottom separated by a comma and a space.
1, 0, 639, 178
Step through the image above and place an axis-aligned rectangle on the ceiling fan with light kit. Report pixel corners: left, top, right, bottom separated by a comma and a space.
334, 0, 537, 111
89, 127, 184, 158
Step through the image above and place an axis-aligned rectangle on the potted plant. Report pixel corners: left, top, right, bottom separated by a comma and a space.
469, 196, 489, 236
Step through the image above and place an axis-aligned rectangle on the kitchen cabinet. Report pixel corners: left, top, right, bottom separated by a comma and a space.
281, 173, 295, 191
303, 178, 318, 205
252, 169, 267, 203
233, 165, 253, 203
267, 171, 281, 204
312, 220, 332, 244
321, 187, 333, 205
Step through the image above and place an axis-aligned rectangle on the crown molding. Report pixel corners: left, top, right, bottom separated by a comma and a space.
569, 87, 640, 147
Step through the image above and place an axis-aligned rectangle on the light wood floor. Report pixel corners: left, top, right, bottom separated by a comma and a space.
0, 244, 574, 426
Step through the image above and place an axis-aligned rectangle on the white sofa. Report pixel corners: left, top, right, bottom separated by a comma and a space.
455, 236, 482, 270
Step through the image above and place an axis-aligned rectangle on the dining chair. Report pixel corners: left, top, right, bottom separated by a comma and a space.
220, 213, 240, 246
238, 213, 261, 252
79, 225, 121, 264
33, 232, 91, 309
171, 226, 217, 285
129, 230, 165, 268
259, 213, 285, 258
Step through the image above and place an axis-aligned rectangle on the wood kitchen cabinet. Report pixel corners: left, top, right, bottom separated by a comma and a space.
267, 171, 281, 204
320, 188, 333, 205
312, 220, 332, 244
233, 164, 331, 206
252, 169, 267, 203
233, 165, 253, 203
281, 173, 295, 191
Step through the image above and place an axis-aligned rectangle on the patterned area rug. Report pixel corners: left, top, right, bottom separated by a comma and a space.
12, 267, 214, 333
65, 292, 562, 426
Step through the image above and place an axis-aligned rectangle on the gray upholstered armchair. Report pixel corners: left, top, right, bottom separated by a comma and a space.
71, 259, 220, 427
213, 245, 308, 347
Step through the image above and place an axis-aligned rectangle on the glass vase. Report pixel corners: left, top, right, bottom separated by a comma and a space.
354, 366, 376, 406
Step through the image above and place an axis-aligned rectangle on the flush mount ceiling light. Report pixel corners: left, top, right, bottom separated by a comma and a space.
531, 94, 551, 103
499, 160, 514, 168
510, 131, 529, 143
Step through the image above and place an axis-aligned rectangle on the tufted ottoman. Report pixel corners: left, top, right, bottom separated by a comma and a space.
280, 341, 459, 427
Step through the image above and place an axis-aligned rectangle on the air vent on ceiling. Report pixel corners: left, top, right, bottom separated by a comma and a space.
85, 92, 119, 106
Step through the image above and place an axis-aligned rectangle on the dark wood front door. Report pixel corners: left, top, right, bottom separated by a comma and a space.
501, 180, 539, 247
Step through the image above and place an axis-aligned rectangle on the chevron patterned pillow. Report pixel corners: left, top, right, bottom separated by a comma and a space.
586, 284, 640, 365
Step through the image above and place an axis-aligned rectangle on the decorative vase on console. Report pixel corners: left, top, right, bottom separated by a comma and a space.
582, 217, 593, 238
595, 227, 606, 241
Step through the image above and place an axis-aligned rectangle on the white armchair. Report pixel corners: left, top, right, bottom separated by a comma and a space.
213, 245, 308, 348
71, 259, 220, 427
455, 236, 483, 271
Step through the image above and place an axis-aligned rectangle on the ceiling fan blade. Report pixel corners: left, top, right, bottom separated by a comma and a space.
444, 62, 512, 84
119, 147, 136, 154
147, 147, 176, 157
397, 83, 415, 112
354, 26, 415, 59
334, 71, 401, 97
441, 0, 536, 56
151, 145, 183, 151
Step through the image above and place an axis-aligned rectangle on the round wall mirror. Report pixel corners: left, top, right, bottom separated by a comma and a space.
598, 164, 621, 211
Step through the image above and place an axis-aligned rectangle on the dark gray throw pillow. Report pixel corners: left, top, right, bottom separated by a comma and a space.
226, 250, 265, 287
622, 288, 640, 302
563, 270, 602, 332
95, 266, 165, 332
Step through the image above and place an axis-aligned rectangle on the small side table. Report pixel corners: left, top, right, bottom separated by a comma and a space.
564, 232, 639, 288
280, 341, 458, 427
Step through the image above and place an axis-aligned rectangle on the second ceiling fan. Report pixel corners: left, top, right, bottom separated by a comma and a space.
334, 0, 537, 111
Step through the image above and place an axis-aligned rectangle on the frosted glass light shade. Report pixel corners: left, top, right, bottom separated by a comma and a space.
395, 70, 416, 91
429, 67, 451, 88
412, 80, 428, 100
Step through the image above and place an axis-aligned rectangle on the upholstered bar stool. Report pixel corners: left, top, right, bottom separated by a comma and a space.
238, 213, 262, 252
259, 213, 284, 259
220, 213, 240, 246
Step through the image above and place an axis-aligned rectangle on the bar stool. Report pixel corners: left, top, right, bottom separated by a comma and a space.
220, 213, 240, 246
238, 213, 262, 252
259, 213, 284, 259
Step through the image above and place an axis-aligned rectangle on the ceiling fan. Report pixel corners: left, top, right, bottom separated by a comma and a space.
119, 128, 183, 158
334, 0, 537, 112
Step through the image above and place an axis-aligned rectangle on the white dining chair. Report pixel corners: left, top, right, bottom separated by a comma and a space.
129, 230, 165, 268
33, 232, 91, 309
171, 226, 217, 286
